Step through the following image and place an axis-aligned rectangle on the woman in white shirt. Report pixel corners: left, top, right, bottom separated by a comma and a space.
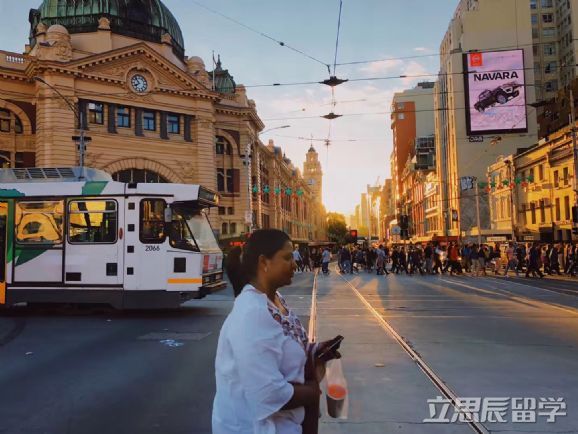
213, 229, 341, 434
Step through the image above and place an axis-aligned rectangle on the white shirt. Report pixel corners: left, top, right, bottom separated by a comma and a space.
292, 250, 302, 262
212, 284, 307, 434
321, 250, 331, 263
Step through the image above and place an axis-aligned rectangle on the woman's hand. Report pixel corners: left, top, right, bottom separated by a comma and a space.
315, 336, 343, 363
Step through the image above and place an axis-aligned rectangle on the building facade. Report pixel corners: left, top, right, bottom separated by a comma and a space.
390, 82, 435, 207
487, 125, 577, 242
0, 0, 324, 244
434, 0, 539, 239
529, 0, 578, 100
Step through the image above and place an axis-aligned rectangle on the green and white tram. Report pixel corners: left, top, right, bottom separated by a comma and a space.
0, 167, 225, 309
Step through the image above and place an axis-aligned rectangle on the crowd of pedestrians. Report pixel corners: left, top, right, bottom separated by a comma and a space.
332, 241, 578, 278
292, 246, 333, 275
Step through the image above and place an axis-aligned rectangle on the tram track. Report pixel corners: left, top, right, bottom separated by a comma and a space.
307, 269, 319, 343
328, 268, 490, 434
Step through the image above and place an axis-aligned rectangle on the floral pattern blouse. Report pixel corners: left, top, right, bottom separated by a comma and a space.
266, 292, 311, 353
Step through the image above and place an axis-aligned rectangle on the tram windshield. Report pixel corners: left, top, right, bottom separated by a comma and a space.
170, 207, 220, 252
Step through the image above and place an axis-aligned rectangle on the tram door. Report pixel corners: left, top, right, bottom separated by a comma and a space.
0, 202, 7, 305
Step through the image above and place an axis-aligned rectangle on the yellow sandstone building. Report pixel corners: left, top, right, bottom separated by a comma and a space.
0, 0, 325, 244
487, 124, 577, 243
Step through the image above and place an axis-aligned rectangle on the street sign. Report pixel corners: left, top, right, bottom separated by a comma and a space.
468, 136, 484, 143
460, 176, 475, 191
487, 236, 507, 242
244, 211, 252, 224
523, 235, 536, 241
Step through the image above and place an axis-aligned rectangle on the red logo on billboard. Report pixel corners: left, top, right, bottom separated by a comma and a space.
470, 53, 483, 67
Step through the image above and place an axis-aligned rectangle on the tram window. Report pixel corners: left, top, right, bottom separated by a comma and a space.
15, 201, 64, 245
68, 200, 118, 244
140, 199, 166, 243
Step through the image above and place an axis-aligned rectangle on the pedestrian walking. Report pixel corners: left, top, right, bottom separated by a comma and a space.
525, 243, 544, 278
321, 247, 331, 275
302, 248, 312, 272
470, 243, 481, 277
503, 242, 519, 277
214, 229, 342, 434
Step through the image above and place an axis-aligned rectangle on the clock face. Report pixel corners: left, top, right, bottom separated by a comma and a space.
131, 74, 148, 93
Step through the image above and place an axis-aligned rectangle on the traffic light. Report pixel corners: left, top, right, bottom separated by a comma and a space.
399, 214, 409, 230
349, 229, 358, 244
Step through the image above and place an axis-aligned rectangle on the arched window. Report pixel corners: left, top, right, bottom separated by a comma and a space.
0, 110, 10, 132
0, 110, 23, 134
221, 222, 228, 235
215, 136, 233, 155
112, 169, 168, 183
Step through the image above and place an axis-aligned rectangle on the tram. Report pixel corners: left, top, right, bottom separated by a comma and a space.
0, 167, 225, 309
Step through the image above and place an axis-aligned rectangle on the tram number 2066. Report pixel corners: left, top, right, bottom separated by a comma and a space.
145, 245, 161, 252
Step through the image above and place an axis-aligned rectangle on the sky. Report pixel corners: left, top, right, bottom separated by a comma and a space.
0, 0, 460, 215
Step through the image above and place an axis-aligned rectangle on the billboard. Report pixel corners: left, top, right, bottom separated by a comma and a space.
463, 49, 527, 135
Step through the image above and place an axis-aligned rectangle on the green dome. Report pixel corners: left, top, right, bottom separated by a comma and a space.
29, 0, 185, 59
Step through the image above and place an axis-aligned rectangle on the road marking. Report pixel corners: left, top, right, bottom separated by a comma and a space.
439, 278, 578, 317
138, 332, 211, 341
308, 269, 319, 342
338, 270, 489, 434
488, 276, 578, 298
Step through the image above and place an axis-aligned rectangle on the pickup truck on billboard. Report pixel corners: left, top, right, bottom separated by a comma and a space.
474, 82, 522, 113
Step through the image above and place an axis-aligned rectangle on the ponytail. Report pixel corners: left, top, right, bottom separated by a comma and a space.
225, 246, 248, 297
225, 229, 291, 297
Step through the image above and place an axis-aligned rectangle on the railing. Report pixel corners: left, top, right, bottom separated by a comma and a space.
5, 54, 25, 64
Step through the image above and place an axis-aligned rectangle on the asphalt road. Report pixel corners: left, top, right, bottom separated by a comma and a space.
326, 270, 578, 434
1, 270, 577, 434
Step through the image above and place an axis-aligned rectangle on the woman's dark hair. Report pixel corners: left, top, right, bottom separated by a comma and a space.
226, 229, 291, 297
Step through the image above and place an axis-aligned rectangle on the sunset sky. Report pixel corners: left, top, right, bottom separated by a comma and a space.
0, 0, 460, 215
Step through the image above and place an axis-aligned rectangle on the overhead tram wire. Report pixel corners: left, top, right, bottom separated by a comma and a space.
262, 103, 543, 121
244, 62, 578, 88
332, 0, 344, 76
189, 0, 331, 73
335, 38, 578, 67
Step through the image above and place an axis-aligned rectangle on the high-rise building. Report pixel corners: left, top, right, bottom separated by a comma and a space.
390, 82, 435, 207
434, 0, 539, 239
530, 0, 578, 102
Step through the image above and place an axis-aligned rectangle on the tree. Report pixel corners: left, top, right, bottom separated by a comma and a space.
326, 212, 348, 244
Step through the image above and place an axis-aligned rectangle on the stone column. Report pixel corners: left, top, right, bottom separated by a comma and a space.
193, 112, 217, 227
34, 74, 77, 167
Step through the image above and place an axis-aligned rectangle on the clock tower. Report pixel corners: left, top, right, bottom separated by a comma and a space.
303, 145, 323, 203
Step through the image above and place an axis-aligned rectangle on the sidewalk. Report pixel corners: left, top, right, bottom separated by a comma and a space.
313, 271, 470, 434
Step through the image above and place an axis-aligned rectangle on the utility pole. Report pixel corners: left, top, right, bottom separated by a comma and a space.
474, 178, 482, 245
571, 88, 578, 233
366, 185, 371, 247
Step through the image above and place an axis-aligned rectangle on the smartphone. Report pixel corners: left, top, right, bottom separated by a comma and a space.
317, 335, 344, 361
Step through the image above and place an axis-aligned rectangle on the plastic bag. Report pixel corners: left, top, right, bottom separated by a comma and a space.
324, 358, 349, 419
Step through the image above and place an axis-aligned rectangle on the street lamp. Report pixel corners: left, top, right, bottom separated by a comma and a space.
245, 125, 291, 231
33, 76, 88, 179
